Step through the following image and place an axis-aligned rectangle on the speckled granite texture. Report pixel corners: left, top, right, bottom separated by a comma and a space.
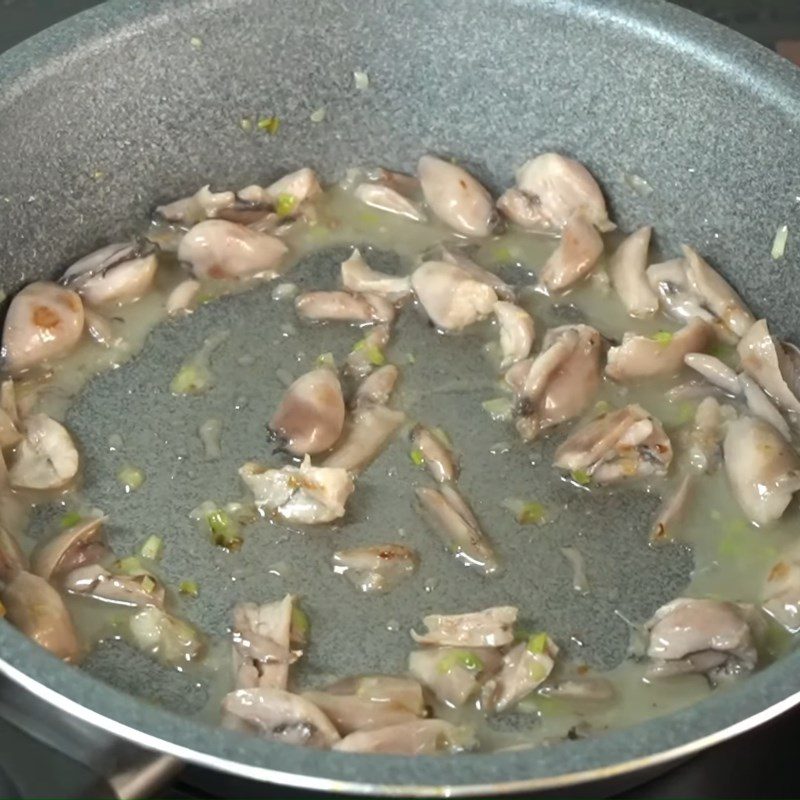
0, 0, 799, 794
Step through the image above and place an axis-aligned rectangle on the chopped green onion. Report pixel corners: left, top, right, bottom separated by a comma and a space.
117, 465, 145, 492
527, 632, 549, 655
772, 224, 789, 260
594, 400, 611, 415
90, 169, 106, 182
353, 338, 385, 366
139, 535, 164, 561
409, 448, 425, 467
436, 649, 484, 674
650, 330, 674, 345
492, 246, 513, 262
676, 402, 696, 425
517, 502, 547, 525
115, 556, 147, 576
141, 575, 157, 594
179, 580, 199, 597
206, 509, 242, 549
315, 352, 336, 369
257, 115, 280, 135
405, 352, 416, 364
570, 469, 591, 486
357, 210, 381, 227
60, 511, 82, 528
353, 70, 370, 90
482, 397, 514, 422
195, 291, 216, 305
239, 116, 254, 133
291, 606, 310, 638
309, 107, 326, 123
170, 363, 212, 395
275, 193, 298, 217
189, 36, 203, 48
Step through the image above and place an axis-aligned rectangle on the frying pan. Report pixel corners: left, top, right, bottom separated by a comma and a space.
1, 0, 800, 795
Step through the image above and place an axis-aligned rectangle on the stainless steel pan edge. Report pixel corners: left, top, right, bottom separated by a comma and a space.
1, 0, 799, 793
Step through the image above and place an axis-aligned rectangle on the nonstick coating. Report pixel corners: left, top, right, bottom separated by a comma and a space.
1, 0, 800, 794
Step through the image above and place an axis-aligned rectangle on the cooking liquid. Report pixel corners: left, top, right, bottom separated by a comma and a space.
10, 180, 796, 751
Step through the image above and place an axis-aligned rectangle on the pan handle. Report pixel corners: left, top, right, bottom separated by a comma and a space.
0, 677, 181, 799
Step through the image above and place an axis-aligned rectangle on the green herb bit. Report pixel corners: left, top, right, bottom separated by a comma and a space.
275, 193, 298, 217
60, 511, 82, 528
257, 115, 281, 135
189, 36, 203, 48
517, 502, 547, 525
676, 402, 696, 425
315, 352, 336, 369
357, 210, 381, 227
594, 400, 611, 415
291, 606, 310, 638
406, 352, 416, 364
409, 448, 425, 467
195, 291, 216, 305
527, 632, 549, 655
492, 245, 513, 262
353, 338, 386, 366
117, 465, 145, 492
179, 580, 199, 597
206, 509, 242, 549
141, 575, 157, 595
239, 116, 254, 133
570, 469, 591, 486
436, 649, 484, 674
650, 330, 674, 345
170, 363, 211, 395
115, 556, 147, 576
139, 535, 164, 561
482, 396, 513, 421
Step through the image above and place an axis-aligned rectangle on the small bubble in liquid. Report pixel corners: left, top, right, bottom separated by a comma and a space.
237, 354, 255, 366
489, 441, 511, 456
108, 434, 123, 452
386, 619, 400, 632
280, 323, 296, 338
234, 396, 248, 410
569, 634, 585, 647
396, 527, 406, 538
295, 351, 306, 363
386, 465, 398, 478
424, 578, 438, 593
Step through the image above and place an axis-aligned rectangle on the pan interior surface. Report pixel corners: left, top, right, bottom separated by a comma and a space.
1, 0, 800, 792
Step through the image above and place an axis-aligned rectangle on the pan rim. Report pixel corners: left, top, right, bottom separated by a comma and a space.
2, 0, 800, 793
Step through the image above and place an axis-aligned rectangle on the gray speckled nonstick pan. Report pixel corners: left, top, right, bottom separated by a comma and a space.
1, 0, 800, 794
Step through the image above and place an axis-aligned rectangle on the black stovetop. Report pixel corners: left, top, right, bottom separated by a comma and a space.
1, 2, 800, 798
